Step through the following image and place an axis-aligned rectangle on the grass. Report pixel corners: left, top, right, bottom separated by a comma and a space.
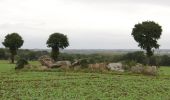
1, 60, 170, 100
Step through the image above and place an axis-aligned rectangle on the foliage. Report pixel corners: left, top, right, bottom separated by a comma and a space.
132, 21, 162, 57
122, 60, 137, 70
1, 60, 170, 99
2, 33, 24, 63
46, 33, 69, 61
74, 59, 93, 68
1, 49, 170, 66
15, 59, 29, 70
17, 49, 49, 61
58, 53, 123, 64
149, 55, 161, 66
123, 51, 146, 64
0, 48, 6, 60
160, 55, 170, 66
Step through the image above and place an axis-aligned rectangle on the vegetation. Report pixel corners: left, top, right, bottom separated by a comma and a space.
1, 61, 170, 99
0, 48, 6, 60
123, 51, 146, 64
1, 48, 170, 66
15, 59, 29, 70
17, 49, 49, 61
132, 21, 162, 64
2, 33, 24, 63
47, 33, 69, 61
1, 20, 170, 99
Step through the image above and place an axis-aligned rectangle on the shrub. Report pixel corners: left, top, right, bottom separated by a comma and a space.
149, 56, 160, 66
122, 60, 137, 70
123, 51, 146, 64
78, 59, 89, 68
15, 59, 29, 70
160, 55, 170, 66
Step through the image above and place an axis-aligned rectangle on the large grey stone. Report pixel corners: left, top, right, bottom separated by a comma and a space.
55, 61, 71, 67
107, 63, 124, 72
88, 63, 108, 71
38, 55, 54, 68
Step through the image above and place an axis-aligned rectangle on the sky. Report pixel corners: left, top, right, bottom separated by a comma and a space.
0, 0, 170, 49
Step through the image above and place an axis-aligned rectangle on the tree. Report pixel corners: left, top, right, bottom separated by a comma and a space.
2, 33, 24, 63
131, 21, 162, 64
124, 51, 146, 64
160, 55, 170, 66
0, 48, 6, 60
46, 33, 69, 61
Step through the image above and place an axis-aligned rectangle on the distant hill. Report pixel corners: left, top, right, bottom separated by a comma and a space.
30, 49, 170, 55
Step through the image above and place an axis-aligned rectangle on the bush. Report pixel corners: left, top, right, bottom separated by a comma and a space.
77, 59, 90, 68
15, 59, 29, 70
122, 60, 137, 70
160, 55, 170, 66
123, 51, 146, 64
0, 48, 6, 60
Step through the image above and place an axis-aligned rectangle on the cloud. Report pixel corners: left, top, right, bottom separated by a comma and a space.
67, 0, 170, 6
0, 0, 169, 49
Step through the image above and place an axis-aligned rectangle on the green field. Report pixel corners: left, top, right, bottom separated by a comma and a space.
1, 61, 170, 100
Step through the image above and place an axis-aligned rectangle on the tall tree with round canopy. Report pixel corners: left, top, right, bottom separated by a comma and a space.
131, 21, 162, 64
2, 33, 24, 63
46, 33, 69, 61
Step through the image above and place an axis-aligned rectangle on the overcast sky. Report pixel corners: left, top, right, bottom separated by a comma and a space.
0, 0, 170, 49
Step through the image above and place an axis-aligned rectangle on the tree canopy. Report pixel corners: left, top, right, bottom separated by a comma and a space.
131, 21, 162, 57
2, 33, 24, 63
46, 33, 69, 61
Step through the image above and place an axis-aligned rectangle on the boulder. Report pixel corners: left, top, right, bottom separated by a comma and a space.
131, 63, 143, 73
143, 66, 157, 75
72, 59, 89, 68
131, 64, 158, 75
38, 55, 54, 68
88, 63, 108, 71
72, 59, 79, 66
54, 61, 72, 68
107, 63, 124, 72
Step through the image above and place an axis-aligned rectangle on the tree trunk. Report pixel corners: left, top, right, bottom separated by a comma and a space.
10, 49, 17, 64
146, 56, 150, 66
51, 48, 59, 61
146, 47, 153, 65
11, 54, 15, 64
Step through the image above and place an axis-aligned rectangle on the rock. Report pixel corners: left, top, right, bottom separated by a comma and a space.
131, 64, 158, 75
53, 61, 72, 68
72, 59, 90, 68
88, 63, 108, 71
38, 55, 54, 68
72, 59, 79, 66
131, 63, 143, 73
143, 66, 157, 75
107, 63, 124, 72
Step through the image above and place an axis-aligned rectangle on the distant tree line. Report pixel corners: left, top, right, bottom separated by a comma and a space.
0, 20, 165, 66
1, 48, 170, 66
1, 32, 69, 63
0, 48, 49, 61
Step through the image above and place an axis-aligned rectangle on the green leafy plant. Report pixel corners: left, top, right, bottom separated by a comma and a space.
15, 59, 28, 70
132, 21, 162, 64
46, 33, 69, 61
2, 33, 24, 63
